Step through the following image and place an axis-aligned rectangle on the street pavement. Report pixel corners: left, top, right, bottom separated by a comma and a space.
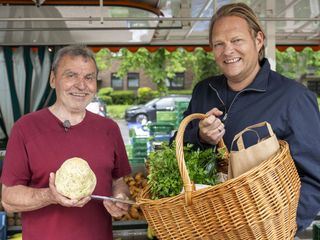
114, 119, 130, 145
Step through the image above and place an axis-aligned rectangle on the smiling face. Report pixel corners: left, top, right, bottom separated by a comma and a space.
50, 55, 97, 113
211, 16, 264, 91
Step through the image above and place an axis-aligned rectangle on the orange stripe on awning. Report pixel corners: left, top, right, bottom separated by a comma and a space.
11, 44, 320, 53
90, 45, 212, 53
90, 45, 320, 53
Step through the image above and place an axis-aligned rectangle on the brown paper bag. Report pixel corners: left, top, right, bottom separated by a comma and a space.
228, 122, 280, 179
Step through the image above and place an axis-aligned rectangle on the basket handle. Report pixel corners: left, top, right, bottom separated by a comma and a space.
175, 113, 226, 206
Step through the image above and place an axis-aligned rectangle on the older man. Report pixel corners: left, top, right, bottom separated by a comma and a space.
1, 45, 131, 240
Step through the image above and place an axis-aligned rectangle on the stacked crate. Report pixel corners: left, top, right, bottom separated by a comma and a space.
148, 122, 175, 144
174, 100, 189, 128
130, 137, 149, 163
156, 111, 177, 126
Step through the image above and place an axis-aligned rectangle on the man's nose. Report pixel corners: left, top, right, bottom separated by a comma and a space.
75, 78, 87, 89
223, 42, 235, 55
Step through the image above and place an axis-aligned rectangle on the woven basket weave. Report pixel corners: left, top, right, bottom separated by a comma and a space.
137, 113, 301, 240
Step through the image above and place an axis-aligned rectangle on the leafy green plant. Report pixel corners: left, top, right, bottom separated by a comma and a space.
147, 142, 221, 199
99, 95, 113, 105
98, 87, 114, 104
137, 87, 154, 104
98, 87, 114, 96
110, 90, 136, 105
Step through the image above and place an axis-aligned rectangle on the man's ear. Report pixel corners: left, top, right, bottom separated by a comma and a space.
255, 31, 264, 52
49, 71, 55, 89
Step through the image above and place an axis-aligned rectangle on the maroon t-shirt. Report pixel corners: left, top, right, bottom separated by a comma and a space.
1, 108, 131, 240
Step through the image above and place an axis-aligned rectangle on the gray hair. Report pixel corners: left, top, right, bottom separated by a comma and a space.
209, 2, 265, 62
51, 45, 98, 75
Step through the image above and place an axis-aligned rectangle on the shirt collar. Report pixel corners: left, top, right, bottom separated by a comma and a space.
209, 58, 271, 97
244, 58, 270, 91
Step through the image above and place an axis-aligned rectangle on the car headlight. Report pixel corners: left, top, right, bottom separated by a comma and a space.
126, 109, 137, 114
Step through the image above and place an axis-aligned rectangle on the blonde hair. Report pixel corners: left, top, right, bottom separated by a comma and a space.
209, 2, 265, 62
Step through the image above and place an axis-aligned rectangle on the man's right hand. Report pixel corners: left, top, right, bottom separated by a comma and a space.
48, 172, 90, 208
199, 108, 225, 145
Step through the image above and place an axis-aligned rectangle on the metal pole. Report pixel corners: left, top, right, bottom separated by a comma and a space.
0, 17, 318, 22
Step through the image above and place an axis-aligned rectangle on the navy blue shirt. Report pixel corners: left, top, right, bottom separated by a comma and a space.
181, 58, 320, 231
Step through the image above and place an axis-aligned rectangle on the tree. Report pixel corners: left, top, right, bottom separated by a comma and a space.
276, 47, 320, 81
187, 48, 220, 87
116, 48, 189, 95
95, 48, 112, 71
114, 47, 221, 95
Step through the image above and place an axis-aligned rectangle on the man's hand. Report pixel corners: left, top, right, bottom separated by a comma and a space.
49, 172, 90, 208
199, 108, 225, 145
103, 193, 130, 218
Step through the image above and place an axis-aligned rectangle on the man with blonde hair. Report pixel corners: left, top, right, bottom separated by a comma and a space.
182, 2, 320, 236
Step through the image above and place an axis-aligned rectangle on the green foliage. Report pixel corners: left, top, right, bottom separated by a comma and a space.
137, 87, 154, 104
108, 105, 132, 119
115, 48, 189, 95
98, 87, 114, 104
110, 90, 136, 105
187, 48, 221, 87
100, 95, 113, 105
311, 50, 320, 76
165, 48, 188, 79
95, 49, 112, 71
148, 142, 221, 199
168, 89, 193, 95
276, 48, 320, 80
95, 47, 320, 94
114, 47, 221, 95
98, 87, 114, 96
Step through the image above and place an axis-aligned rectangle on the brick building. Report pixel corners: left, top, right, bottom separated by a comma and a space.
97, 60, 194, 91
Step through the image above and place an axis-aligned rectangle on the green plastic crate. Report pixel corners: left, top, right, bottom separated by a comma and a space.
129, 158, 146, 175
125, 144, 133, 159
129, 157, 145, 164
149, 122, 175, 135
132, 146, 148, 152
156, 111, 177, 123
314, 223, 320, 240
175, 101, 189, 110
131, 137, 149, 148
132, 145, 148, 158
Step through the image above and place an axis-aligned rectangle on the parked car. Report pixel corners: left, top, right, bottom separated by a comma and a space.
86, 96, 107, 117
125, 95, 191, 124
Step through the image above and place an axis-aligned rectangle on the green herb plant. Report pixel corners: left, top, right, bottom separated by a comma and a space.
147, 142, 221, 199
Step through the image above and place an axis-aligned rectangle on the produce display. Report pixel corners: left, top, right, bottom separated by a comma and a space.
5, 212, 21, 227
113, 172, 147, 221
147, 142, 222, 199
55, 157, 97, 200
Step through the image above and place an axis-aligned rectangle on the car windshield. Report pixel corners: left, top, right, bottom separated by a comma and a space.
145, 98, 160, 107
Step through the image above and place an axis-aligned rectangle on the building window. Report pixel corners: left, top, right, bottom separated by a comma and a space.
166, 72, 185, 89
111, 73, 123, 90
127, 73, 139, 89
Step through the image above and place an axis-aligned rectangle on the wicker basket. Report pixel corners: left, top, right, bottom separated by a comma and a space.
137, 113, 301, 240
